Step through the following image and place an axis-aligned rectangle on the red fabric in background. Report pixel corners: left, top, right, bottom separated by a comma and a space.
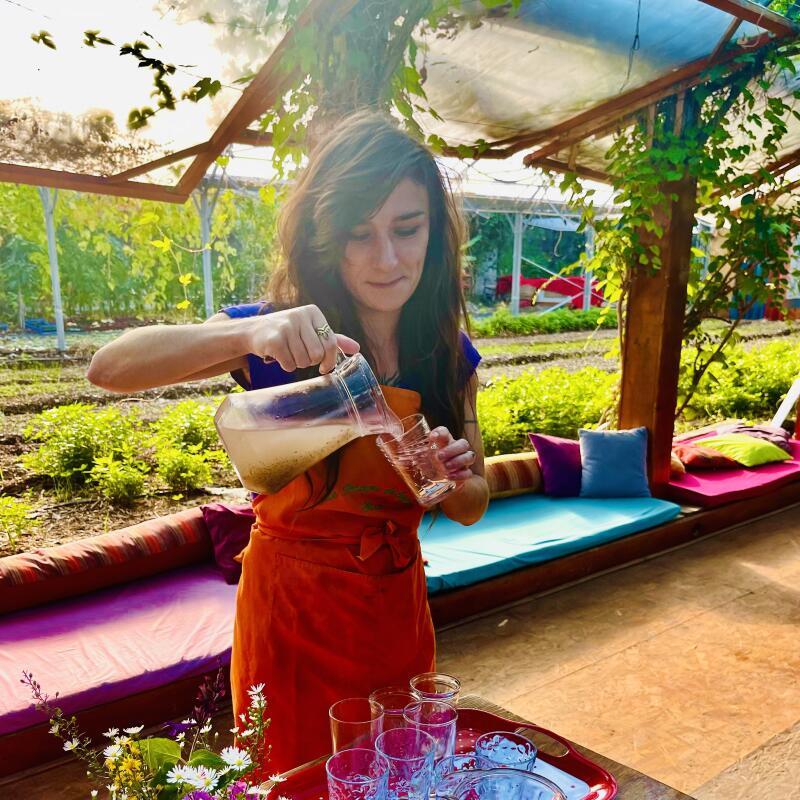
495, 276, 603, 308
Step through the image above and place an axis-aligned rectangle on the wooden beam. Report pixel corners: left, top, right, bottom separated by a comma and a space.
234, 129, 274, 147
520, 32, 774, 167
528, 157, 611, 184
618, 175, 698, 490
708, 17, 743, 64
108, 142, 210, 182
696, 0, 799, 37
0, 162, 188, 203
177, 0, 358, 195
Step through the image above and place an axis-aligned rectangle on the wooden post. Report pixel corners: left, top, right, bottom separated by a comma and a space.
618, 175, 697, 491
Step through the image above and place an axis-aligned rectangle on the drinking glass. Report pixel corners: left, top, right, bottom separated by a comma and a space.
329, 698, 385, 752
369, 686, 419, 731
438, 769, 565, 800
375, 726, 436, 799
433, 753, 493, 799
326, 748, 390, 800
377, 414, 456, 506
402, 700, 457, 761
410, 672, 461, 706
474, 731, 537, 772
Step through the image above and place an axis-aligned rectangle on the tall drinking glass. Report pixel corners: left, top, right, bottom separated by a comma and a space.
326, 748, 389, 800
409, 672, 461, 706
375, 727, 435, 800
402, 701, 457, 761
475, 731, 537, 771
329, 698, 384, 752
369, 686, 419, 731
376, 414, 456, 506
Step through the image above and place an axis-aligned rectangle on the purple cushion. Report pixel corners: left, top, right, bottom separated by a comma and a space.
0, 564, 236, 736
528, 433, 582, 497
200, 503, 255, 584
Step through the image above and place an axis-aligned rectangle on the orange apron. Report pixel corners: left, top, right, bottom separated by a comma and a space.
230, 386, 436, 775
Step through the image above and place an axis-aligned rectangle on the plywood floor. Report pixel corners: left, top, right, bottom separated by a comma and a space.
437, 503, 800, 798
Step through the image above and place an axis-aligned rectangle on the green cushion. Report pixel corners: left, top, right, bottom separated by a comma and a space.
698, 433, 791, 468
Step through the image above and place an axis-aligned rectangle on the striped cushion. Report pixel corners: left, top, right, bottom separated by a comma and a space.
0, 508, 212, 614
485, 452, 542, 498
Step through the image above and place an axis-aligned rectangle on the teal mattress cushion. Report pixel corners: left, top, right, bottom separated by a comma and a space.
421, 495, 681, 595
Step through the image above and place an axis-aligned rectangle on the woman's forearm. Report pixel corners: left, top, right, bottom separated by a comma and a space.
87, 318, 251, 393
439, 474, 489, 526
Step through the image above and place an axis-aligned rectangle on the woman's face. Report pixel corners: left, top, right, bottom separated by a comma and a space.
340, 177, 430, 316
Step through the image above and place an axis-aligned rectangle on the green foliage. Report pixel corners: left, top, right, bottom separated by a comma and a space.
90, 456, 146, 506
470, 307, 617, 337
0, 496, 40, 550
150, 399, 218, 450
156, 447, 212, 492
477, 367, 618, 455
678, 339, 800, 422
22, 403, 142, 492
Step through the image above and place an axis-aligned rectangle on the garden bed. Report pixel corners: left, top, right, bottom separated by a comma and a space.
2, 319, 799, 557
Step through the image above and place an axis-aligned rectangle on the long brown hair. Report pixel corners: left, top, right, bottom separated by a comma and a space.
268, 111, 470, 438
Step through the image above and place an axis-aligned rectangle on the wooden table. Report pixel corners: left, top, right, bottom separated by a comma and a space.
279, 694, 697, 800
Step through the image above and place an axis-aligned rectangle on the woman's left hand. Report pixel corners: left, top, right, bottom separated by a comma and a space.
429, 427, 477, 486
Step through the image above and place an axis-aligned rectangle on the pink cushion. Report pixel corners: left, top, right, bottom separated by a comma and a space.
0, 564, 236, 736
201, 503, 255, 584
667, 440, 800, 507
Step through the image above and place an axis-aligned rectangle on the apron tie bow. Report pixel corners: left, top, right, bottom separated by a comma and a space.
359, 520, 415, 568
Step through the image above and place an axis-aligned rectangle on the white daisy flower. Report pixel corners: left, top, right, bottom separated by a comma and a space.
63, 738, 79, 752
113, 735, 131, 746
186, 765, 221, 791
90, 791, 98, 798
166, 765, 194, 785
239, 728, 255, 737
239, 713, 248, 723
247, 683, 265, 696
200, 722, 212, 734
103, 728, 119, 738
229, 726, 240, 735
220, 746, 252, 771
268, 774, 286, 783
180, 717, 197, 725
102, 744, 123, 761
49, 722, 60, 735
246, 789, 271, 797
123, 725, 144, 735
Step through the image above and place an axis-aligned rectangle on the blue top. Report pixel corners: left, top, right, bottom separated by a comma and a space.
221, 301, 481, 392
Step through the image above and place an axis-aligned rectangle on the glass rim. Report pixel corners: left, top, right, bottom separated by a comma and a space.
475, 729, 538, 756
369, 686, 418, 711
328, 696, 384, 724
325, 747, 389, 783
375, 727, 436, 762
376, 413, 428, 444
410, 672, 461, 694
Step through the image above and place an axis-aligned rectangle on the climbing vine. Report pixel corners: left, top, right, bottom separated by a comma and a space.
556, 38, 800, 419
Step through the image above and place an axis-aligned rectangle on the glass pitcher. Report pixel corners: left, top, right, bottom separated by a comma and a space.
215, 353, 402, 495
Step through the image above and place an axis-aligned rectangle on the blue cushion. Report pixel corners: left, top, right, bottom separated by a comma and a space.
579, 427, 651, 498
422, 494, 681, 595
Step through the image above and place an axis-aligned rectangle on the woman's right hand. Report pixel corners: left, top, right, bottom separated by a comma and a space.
246, 304, 360, 374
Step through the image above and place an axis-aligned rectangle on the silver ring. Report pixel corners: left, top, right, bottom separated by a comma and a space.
315, 324, 333, 340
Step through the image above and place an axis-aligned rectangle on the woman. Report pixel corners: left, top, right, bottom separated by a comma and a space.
88, 111, 489, 773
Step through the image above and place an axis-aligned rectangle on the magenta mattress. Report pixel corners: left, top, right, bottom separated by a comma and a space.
0, 564, 237, 736
667, 439, 800, 507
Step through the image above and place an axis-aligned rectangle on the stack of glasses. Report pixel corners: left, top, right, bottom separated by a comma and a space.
325, 672, 566, 800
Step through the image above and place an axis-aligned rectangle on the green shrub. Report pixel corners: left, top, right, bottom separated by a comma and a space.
22, 403, 144, 493
470, 306, 617, 338
679, 339, 800, 422
90, 456, 147, 506
478, 366, 618, 455
0, 497, 40, 551
156, 447, 212, 492
150, 399, 219, 451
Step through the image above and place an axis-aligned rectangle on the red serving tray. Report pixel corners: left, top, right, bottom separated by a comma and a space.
276, 708, 617, 799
